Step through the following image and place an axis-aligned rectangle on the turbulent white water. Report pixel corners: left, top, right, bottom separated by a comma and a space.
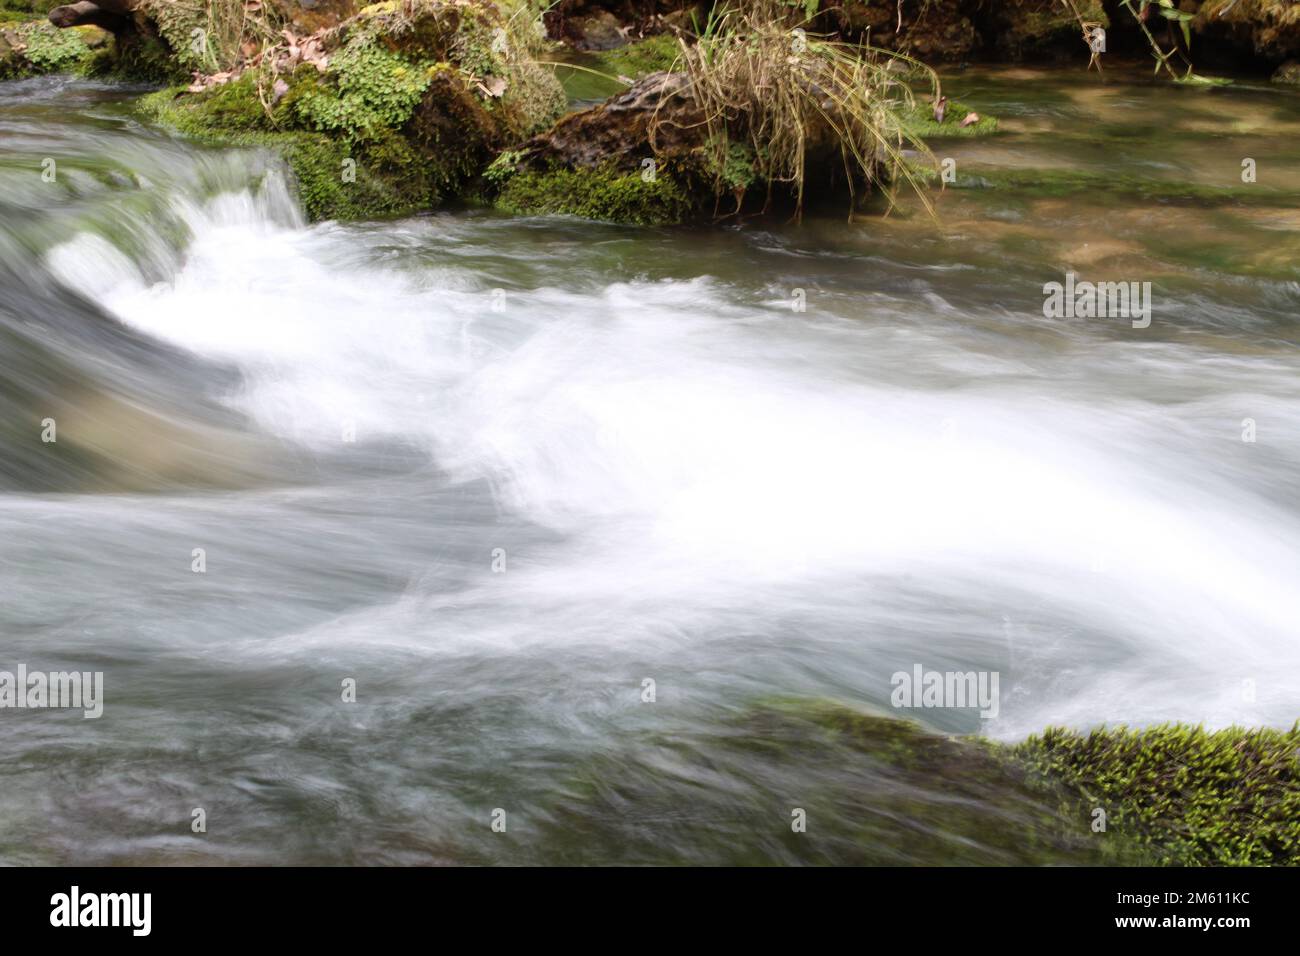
31, 143, 1300, 741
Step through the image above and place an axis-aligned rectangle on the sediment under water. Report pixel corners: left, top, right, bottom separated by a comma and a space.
0, 70, 1297, 864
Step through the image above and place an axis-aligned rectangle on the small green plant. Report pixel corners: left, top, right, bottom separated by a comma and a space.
295, 38, 433, 140
484, 148, 525, 186
1120, 0, 1199, 80
2, 21, 91, 75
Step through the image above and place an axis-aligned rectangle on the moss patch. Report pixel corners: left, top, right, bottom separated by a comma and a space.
295, 35, 433, 138
492, 162, 697, 225
138, 79, 439, 221
131, 0, 566, 222
902, 99, 999, 139
1015, 724, 1300, 866
0, 20, 98, 79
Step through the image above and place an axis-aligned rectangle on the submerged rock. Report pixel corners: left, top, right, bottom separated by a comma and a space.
541, 700, 1300, 866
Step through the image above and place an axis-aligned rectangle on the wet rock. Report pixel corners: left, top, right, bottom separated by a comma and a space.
488, 71, 703, 224
513, 71, 702, 171
573, 9, 624, 50
543, 0, 697, 51
1273, 57, 1300, 82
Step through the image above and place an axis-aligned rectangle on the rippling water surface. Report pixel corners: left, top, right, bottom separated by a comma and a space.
1, 70, 1297, 864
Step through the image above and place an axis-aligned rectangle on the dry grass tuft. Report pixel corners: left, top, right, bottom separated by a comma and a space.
665, 0, 940, 221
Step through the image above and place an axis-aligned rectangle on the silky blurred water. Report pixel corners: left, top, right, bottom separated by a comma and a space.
0, 70, 1297, 864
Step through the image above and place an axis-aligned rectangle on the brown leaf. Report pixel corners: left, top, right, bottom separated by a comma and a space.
959, 111, 981, 127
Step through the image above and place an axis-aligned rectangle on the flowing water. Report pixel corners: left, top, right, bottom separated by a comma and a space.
1, 68, 1298, 864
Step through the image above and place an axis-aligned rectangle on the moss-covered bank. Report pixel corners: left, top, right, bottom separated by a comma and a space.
0, 17, 104, 78
138, 0, 566, 221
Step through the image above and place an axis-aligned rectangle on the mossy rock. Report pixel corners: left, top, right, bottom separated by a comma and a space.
134, 0, 566, 221
0, 18, 99, 78
533, 699, 1145, 865
534, 700, 1298, 865
586, 33, 683, 79
0, 0, 61, 15
1014, 723, 1300, 866
138, 77, 439, 221
491, 160, 696, 225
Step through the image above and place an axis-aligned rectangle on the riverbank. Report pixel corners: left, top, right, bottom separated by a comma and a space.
12, 1, 1300, 225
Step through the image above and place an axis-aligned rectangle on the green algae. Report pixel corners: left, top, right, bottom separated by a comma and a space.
587, 33, 683, 79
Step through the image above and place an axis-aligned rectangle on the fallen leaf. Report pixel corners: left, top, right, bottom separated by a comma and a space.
959, 111, 981, 127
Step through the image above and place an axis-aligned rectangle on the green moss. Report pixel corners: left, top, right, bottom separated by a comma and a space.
0, 20, 95, 79
493, 163, 697, 226
137, 82, 438, 221
709, 138, 758, 193
482, 147, 525, 186
294, 37, 432, 139
347, 0, 564, 137
1014, 724, 1300, 866
902, 100, 999, 139
114, 2, 562, 222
